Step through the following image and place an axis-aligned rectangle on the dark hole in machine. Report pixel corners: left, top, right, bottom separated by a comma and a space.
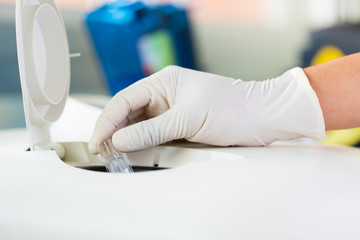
26, 145, 168, 173
79, 166, 167, 172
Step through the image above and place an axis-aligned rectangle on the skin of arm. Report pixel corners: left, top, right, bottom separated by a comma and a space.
303, 52, 360, 130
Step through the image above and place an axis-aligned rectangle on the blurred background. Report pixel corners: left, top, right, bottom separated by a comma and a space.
1, 0, 360, 145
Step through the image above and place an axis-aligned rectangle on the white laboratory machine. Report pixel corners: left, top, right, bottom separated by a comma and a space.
1, 0, 360, 239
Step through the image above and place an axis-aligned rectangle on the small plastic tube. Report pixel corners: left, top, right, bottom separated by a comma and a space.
98, 139, 133, 173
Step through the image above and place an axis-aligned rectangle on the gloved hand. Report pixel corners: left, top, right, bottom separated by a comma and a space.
88, 66, 325, 153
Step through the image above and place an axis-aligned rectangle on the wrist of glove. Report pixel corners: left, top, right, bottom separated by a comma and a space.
89, 66, 325, 153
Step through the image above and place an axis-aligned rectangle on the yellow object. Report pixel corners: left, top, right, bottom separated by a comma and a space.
311, 45, 360, 146
311, 45, 344, 65
323, 128, 360, 146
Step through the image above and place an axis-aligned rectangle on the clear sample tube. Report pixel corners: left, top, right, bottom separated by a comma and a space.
98, 139, 134, 173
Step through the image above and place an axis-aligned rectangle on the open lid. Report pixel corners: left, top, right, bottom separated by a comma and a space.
16, 0, 70, 150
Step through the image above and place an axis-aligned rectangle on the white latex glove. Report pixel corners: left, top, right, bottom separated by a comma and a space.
88, 66, 325, 153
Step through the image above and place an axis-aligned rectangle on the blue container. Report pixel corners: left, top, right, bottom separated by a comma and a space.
85, 1, 197, 95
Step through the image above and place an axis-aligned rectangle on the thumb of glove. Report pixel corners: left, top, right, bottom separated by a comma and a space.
112, 109, 184, 152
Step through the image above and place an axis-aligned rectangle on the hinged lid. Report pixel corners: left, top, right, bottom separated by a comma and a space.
16, 0, 70, 150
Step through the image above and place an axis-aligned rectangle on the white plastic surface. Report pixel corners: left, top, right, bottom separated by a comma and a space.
1, 95, 360, 239
16, 0, 70, 150
32, 3, 69, 105
1, 129, 360, 239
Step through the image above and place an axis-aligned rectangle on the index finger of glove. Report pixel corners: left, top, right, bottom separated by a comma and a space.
88, 82, 151, 154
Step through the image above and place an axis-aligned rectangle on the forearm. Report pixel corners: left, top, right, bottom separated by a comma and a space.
304, 52, 360, 130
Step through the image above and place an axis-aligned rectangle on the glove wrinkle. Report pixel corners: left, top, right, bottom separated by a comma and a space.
101, 112, 118, 130
119, 95, 133, 113
187, 111, 209, 140
244, 80, 257, 99
136, 82, 153, 102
